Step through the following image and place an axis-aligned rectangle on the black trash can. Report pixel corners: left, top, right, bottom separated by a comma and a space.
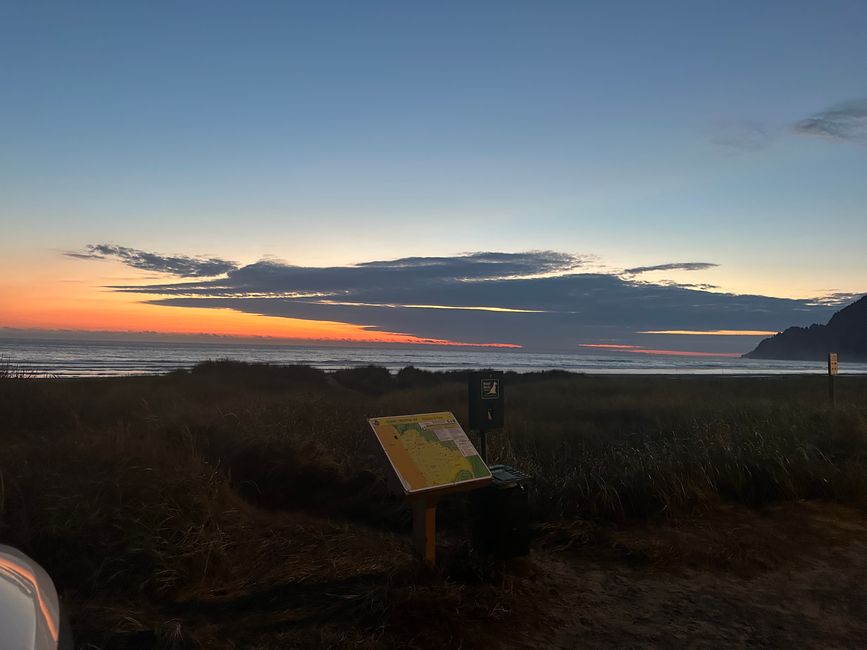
471, 464, 531, 559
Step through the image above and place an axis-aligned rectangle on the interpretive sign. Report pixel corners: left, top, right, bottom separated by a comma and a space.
368, 412, 492, 495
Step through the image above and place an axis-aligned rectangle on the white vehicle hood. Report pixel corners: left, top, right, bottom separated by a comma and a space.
0, 545, 60, 650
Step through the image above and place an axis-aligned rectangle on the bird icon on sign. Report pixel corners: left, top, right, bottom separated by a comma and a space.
481, 379, 499, 399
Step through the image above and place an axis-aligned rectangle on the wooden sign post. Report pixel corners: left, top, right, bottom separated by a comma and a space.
368, 412, 492, 567
828, 352, 838, 408
411, 497, 438, 566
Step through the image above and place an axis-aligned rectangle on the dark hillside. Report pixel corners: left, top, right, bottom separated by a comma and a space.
745, 294, 867, 361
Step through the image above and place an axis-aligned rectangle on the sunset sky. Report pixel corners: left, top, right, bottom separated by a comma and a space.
1, 1, 865, 354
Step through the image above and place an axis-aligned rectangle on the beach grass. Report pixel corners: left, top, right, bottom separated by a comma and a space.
2, 361, 867, 647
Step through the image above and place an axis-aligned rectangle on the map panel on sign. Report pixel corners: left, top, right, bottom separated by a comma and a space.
368, 412, 492, 495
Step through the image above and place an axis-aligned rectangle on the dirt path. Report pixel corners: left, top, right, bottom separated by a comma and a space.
511, 503, 867, 648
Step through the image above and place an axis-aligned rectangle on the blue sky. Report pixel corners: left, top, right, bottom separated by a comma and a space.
1, 1, 865, 351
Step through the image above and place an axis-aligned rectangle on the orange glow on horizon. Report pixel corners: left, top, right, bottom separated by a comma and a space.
1, 295, 520, 347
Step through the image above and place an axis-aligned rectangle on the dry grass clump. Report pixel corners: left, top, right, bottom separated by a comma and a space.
491, 376, 867, 519
1, 430, 235, 645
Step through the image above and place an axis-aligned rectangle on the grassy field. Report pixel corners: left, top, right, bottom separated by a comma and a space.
2, 361, 867, 648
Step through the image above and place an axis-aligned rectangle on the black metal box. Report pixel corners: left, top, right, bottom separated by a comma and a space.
471, 464, 530, 559
468, 370, 504, 431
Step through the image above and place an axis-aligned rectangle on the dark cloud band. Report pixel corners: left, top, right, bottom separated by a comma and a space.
67, 246, 858, 350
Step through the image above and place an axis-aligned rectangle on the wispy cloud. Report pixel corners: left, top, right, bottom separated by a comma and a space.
803, 291, 866, 307
622, 262, 718, 275
793, 98, 867, 145
708, 120, 774, 152
67, 244, 238, 278
357, 250, 586, 279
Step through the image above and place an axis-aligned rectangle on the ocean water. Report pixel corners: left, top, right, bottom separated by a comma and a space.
2, 338, 867, 377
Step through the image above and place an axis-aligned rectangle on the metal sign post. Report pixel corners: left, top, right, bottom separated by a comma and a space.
466, 373, 532, 560
468, 371, 504, 463
828, 352, 838, 408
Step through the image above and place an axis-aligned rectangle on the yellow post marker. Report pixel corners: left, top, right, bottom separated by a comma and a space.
828, 352, 838, 408
368, 412, 492, 566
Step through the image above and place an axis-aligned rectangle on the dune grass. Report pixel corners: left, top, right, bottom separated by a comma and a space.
1, 361, 867, 647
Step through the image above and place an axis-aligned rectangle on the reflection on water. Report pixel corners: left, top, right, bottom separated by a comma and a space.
2, 338, 867, 377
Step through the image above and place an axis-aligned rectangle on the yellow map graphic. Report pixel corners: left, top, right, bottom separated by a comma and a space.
368, 412, 492, 494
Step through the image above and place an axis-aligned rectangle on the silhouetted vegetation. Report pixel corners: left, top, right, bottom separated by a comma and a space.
2, 363, 867, 647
